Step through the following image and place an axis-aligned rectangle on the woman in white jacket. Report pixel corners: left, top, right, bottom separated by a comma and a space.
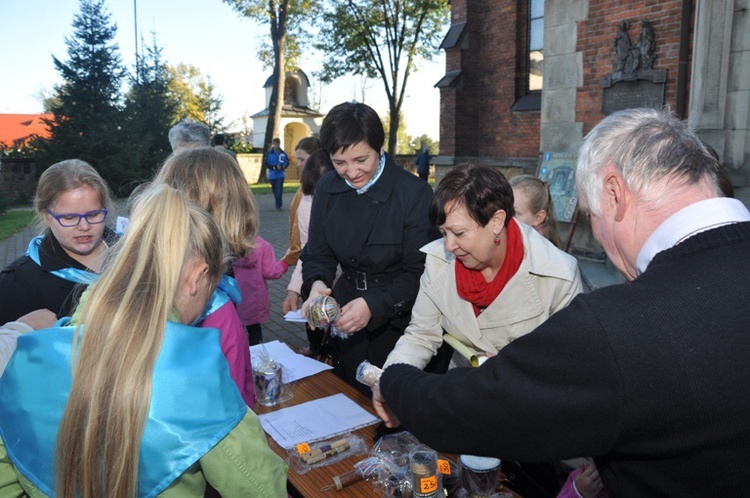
384, 164, 582, 370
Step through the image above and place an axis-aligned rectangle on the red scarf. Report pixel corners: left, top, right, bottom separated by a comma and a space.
455, 218, 524, 316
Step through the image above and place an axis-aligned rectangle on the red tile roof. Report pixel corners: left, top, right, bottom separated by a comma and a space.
0, 113, 53, 146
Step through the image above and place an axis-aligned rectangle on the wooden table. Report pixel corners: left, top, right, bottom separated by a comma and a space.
254, 370, 382, 497
255, 370, 522, 498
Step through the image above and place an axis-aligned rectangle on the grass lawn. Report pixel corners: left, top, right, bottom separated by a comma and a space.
249, 182, 300, 195
0, 184, 295, 240
0, 210, 36, 240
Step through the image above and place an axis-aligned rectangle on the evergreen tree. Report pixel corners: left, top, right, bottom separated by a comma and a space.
43, 0, 127, 191
122, 35, 177, 190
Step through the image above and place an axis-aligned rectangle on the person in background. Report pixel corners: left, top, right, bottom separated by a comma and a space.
233, 236, 289, 345
0, 184, 287, 497
154, 147, 259, 408
266, 137, 289, 211
0, 160, 118, 323
282, 136, 322, 266
300, 102, 439, 396
282, 149, 336, 357
213, 133, 237, 159
415, 146, 432, 181
0, 309, 57, 376
374, 108, 750, 496
168, 119, 210, 151
511, 175, 562, 248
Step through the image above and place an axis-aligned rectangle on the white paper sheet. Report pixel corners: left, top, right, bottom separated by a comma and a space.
258, 393, 379, 449
250, 340, 332, 383
283, 310, 307, 323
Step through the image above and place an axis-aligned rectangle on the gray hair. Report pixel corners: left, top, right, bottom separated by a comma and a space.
168, 120, 210, 151
576, 108, 721, 215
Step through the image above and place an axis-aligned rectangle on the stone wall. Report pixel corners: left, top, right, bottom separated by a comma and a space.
237, 153, 303, 184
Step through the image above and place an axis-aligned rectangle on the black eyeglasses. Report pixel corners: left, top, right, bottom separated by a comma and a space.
46, 208, 108, 227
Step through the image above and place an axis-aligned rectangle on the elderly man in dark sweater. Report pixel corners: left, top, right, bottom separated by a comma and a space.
373, 108, 750, 496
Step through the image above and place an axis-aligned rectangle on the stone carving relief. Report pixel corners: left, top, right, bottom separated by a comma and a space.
601, 19, 666, 115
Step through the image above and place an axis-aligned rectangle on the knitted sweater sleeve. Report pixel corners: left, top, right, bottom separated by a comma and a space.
380, 295, 622, 461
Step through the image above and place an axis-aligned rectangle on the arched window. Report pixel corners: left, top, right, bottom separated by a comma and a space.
284, 78, 299, 105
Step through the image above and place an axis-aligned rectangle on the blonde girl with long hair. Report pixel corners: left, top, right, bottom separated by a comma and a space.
510, 174, 562, 248
0, 184, 286, 497
154, 147, 260, 407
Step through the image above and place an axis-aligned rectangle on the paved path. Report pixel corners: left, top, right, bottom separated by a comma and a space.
0, 194, 309, 350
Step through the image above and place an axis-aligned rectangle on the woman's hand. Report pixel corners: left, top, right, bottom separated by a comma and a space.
300, 281, 332, 321
372, 382, 401, 428
333, 297, 371, 334
282, 290, 301, 314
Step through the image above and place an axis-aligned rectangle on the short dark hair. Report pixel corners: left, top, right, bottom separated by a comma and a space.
430, 164, 515, 227
319, 102, 385, 155
300, 150, 334, 195
213, 133, 226, 146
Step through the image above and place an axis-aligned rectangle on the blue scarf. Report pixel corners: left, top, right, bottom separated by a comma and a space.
0, 319, 246, 498
26, 235, 99, 284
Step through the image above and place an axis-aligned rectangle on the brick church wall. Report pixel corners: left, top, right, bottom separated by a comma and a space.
441, 0, 696, 162
577, 0, 694, 136
440, 0, 541, 163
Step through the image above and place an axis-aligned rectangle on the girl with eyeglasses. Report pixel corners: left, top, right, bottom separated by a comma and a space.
0, 160, 118, 323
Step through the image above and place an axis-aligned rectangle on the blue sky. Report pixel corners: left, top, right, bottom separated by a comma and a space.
0, 0, 444, 139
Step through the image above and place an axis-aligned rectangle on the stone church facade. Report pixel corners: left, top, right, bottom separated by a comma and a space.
435, 0, 750, 255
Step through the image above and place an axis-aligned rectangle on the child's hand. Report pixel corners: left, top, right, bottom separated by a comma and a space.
574, 463, 604, 498
282, 291, 301, 313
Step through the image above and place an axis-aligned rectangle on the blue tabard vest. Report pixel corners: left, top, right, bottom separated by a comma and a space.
199, 275, 242, 322
0, 320, 247, 498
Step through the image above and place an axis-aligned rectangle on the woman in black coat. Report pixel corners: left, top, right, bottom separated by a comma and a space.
301, 102, 439, 395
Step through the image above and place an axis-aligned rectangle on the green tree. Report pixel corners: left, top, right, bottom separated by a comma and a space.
196, 76, 226, 137
222, 0, 319, 180
165, 63, 226, 136
382, 111, 410, 154
316, 0, 449, 157
410, 133, 439, 155
42, 0, 128, 190
122, 35, 176, 189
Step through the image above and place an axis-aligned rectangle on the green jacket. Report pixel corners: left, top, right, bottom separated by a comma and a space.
0, 411, 287, 498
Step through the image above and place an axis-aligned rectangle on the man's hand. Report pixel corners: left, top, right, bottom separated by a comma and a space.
372, 382, 401, 428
